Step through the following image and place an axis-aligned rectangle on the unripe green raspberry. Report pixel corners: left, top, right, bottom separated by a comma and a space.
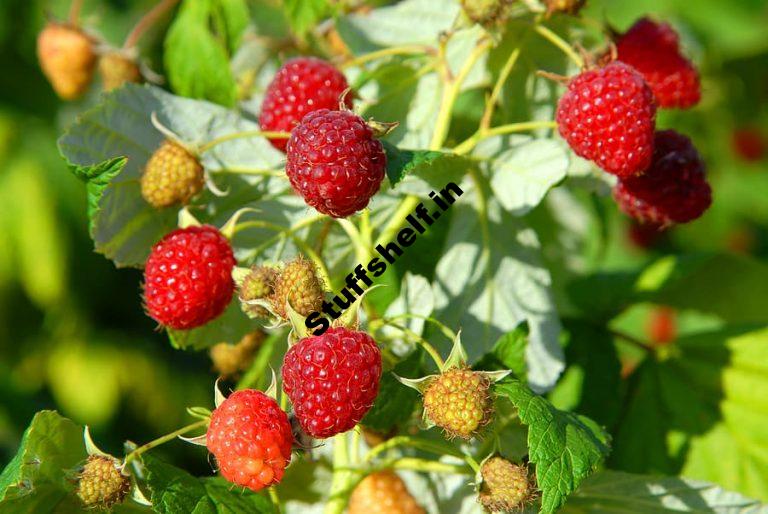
140, 140, 204, 208
209, 330, 266, 378
270, 256, 325, 319
423, 368, 492, 439
76, 455, 130, 509
478, 457, 534, 512
544, 0, 586, 16
460, 0, 514, 25
238, 265, 276, 318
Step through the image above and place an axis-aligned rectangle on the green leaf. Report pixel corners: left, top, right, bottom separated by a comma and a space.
165, 0, 237, 106
68, 157, 127, 235
495, 379, 611, 514
564, 470, 768, 513
0, 411, 85, 510
144, 456, 274, 513
611, 325, 768, 501
488, 139, 569, 216
167, 300, 256, 351
335, 0, 459, 52
637, 254, 768, 325
214, 0, 250, 53
283, 0, 330, 40
362, 348, 423, 432
431, 196, 563, 391
474, 322, 528, 378
58, 84, 283, 267
548, 320, 623, 430
381, 142, 444, 187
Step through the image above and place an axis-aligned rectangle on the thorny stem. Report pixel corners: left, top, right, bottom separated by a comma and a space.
124, 0, 180, 49
534, 24, 584, 68
376, 314, 456, 341
68, 0, 84, 24
198, 130, 291, 154
122, 419, 207, 468
340, 45, 434, 69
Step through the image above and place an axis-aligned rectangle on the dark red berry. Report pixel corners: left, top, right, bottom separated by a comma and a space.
556, 61, 657, 177
615, 17, 701, 109
206, 389, 293, 491
282, 327, 382, 438
732, 127, 766, 162
143, 225, 235, 329
285, 109, 386, 218
614, 130, 712, 225
259, 57, 352, 152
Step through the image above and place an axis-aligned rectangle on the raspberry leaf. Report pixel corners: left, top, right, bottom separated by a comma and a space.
487, 139, 569, 216
164, 0, 237, 106
611, 326, 768, 499
143, 456, 273, 513
58, 84, 282, 268
0, 411, 88, 509
564, 471, 767, 513
167, 301, 256, 351
283, 0, 332, 41
431, 197, 564, 391
363, 348, 424, 431
495, 378, 611, 514
382, 142, 476, 192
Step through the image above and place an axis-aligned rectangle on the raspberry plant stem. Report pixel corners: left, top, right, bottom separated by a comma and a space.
430, 37, 492, 150
123, 0, 180, 49
381, 321, 445, 369
364, 435, 465, 463
480, 46, 522, 131
453, 120, 558, 155
198, 130, 291, 154
383, 457, 472, 475
122, 419, 208, 468
326, 433, 353, 514
68, 0, 84, 24
534, 25, 584, 68
340, 45, 434, 69
268, 487, 282, 513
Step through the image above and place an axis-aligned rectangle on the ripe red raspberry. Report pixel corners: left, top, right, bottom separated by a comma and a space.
143, 225, 235, 329
206, 389, 293, 491
556, 61, 657, 177
286, 109, 386, 218
615, 17, 701, 109
259, 57, 352, 152
282, 327, 382, 438
614, 130, 712, 225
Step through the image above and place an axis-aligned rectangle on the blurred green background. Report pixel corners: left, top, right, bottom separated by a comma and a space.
0, 0, 767, 483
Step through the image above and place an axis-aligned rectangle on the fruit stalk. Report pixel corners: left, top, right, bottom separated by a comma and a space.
124, 0, 181, 49
122, 419, 208, 467
534, 24, 584, 68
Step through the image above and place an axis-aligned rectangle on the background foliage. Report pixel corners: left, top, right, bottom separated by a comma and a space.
1, 0, 768, 512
